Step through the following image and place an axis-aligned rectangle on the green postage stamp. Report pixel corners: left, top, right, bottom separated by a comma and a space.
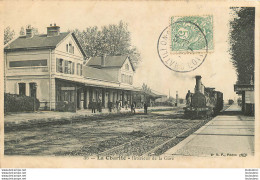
170, 15, 213, 53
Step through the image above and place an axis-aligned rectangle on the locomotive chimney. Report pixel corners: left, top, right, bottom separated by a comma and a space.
195, 75, 202, 93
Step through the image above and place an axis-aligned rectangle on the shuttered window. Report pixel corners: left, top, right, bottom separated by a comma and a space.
80, 64, 83, 76
68, 61, 72, 74
56, 59, 76, 75
64, 60, 68, 74
77, 63, 79, 75
56, 58, 63, 73
72, 62, 75, 74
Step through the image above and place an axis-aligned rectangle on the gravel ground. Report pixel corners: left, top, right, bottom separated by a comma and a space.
5, 109, 208, 156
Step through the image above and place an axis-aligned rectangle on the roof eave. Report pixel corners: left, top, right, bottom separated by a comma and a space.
126, 56, 136, 72
71, 33, 87, 58
4, 46, 56, 52
84, 76, 119, 84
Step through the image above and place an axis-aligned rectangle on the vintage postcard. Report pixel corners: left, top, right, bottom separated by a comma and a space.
0, 0, 259, 168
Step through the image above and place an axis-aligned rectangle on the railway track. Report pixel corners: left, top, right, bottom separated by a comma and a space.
143, 120, 206, 156
97, 119, 209, 157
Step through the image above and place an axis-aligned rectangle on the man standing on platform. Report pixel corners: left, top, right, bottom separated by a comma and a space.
131, 102, 136, 114
144, 102, 148, 114
108, 101, 113, 112
91, 99, 96, 113
186, 90, 192, 106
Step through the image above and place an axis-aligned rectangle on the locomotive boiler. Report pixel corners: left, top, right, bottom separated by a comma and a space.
184, 75, 223, 118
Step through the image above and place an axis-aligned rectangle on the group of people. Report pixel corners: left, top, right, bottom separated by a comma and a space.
90, 99, 148, 114
90, 99, 102, 113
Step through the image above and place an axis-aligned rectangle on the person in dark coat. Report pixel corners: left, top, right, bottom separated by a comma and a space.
144, 102, 148, 114
91, 99, 96, 113
186, 90, 192, 106
115, 100, 119, 113
98, 100, 102, 112
108, 101, 113, 112
131, 102, 136, 114
125, 100, 128, 110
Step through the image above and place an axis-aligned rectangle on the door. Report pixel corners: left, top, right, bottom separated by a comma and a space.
56, 86, 76, 112
29, 83, 37, 111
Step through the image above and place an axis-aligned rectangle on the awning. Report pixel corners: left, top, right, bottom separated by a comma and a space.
234, 84, 254, 94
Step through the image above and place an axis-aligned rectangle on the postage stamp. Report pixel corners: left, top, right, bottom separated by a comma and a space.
157, 17, 212, 72
170, 15, 214, 54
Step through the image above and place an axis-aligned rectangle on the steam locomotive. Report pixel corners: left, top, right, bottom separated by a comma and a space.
184, 75, 223, 118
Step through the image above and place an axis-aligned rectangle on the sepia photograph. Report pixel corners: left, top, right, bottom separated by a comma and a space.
0, 1, 259, 168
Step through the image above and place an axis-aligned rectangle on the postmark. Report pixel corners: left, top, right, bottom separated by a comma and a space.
157, 15, 213, 72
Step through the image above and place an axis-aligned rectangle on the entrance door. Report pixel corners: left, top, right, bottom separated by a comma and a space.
29, 83, 37, 98
56, 86, 76, 112
29, 83, 37, 111
19, 83, 26, 96
77, 88, 81, 109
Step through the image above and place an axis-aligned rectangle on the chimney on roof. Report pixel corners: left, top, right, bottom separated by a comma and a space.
47, 23, 60, 37
26, 25, 33, 38
101, 54, 106, 67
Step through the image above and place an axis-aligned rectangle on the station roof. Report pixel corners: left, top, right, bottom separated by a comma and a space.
83, 66, 118, 83
5, 32, 69, 50
87, 55, 135, 71
82, 65, 143, 92
4, 32, 87, 57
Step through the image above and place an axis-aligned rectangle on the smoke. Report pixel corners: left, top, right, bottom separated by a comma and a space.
171, 72, 196, 80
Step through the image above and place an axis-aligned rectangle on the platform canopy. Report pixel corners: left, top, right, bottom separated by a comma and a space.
234, 84, 254, 94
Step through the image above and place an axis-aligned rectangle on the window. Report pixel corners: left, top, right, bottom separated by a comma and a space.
130, 76, 133, 84
57, 59, 75, 75
72, 62, 75, 74
61, 91, 75, 102
67, 43, 74, 54
56, 58, 63, 73
68, 61, 72, 74
64, 60, 69, 74
77, 63, 80, 75
10, 60, 47, 68
76, 63, 82, 76
121, 74, 125, 83
125, 64, 129, 70
121, 74, 132, 84
80, 64, 83, 76
19, 83, 26, 96
69, 43, 72, 53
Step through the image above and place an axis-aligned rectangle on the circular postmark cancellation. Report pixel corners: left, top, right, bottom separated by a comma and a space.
157, 21, 208, 73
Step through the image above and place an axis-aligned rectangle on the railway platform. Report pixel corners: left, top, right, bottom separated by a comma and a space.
164, 104, 255, 157
4, 106, 178, 127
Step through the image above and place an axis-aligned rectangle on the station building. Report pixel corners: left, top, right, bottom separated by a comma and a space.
4, 24, 139, 112
234, 82, 254, 116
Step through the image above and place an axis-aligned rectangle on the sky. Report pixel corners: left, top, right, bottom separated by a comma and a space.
3, 1, 238, 101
